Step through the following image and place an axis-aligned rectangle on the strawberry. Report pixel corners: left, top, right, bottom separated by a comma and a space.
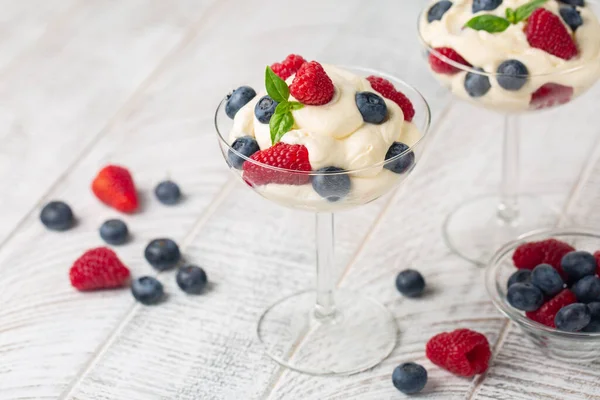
92, 165, 138, 213
242, 143, 311, 186
530, 83, 574, 110
271, 54, 307, 80
525, 8, 578, 60
69, 247, 130, 291
289, 61, 335, 105
428, 47, 471, 75
366, 76, 415, 122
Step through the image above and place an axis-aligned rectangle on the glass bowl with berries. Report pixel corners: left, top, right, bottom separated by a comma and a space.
418, 0, 600, 265
215, 57, 431, 375
486, 228, 600, 363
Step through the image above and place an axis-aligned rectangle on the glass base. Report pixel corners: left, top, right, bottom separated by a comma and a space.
257, 289, 398, 376
443, 194, 559, 266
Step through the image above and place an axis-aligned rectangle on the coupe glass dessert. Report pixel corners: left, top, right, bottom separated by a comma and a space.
419, 0, 600, 264
215, 55, 431, 375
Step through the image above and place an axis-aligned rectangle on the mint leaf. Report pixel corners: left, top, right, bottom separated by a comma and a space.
465, 15, 511, 33
506, 8, 517, 24
514, 0, 548, 22
265, 66, 289, 103
270, 112, 294, 145
289, 101, 304, 111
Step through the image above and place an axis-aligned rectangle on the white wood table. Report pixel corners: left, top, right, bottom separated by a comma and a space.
1, 1, 600, 399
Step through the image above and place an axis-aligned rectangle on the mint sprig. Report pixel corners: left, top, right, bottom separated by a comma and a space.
465, 0, 548, 33
265, 66, 304, 145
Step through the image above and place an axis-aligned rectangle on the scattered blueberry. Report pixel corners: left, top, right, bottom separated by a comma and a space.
40, 201, 74, 231
99, 219, 128, 245
176, 265, 208, 294
395, 269, 426, 298
311, 167, 351, 202
392, 362, 428, 394
561, 251, 597, 282
144, 238, 181, 271
531, 264, 564, 297
228, 136, 260, 169
254, 95, 278, 123
473, 0, 503, 13
355, 92, 388, 124
155, 180, 181, 205
558, 0, 584, 6
497, 60, 529, 91
131, 276, 164, 305
572, 276, 600, 303
384, 142, 415, 174
225, 86, 256, 119
560, 7, 583, 31
507, 269, 532, 289
464, 68, 491, 98
427, 0, 453, 22
507, 283, 544, 311
555, 303, 591, 332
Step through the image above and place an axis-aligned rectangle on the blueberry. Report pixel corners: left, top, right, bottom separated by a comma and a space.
464, 68, 491, 98
355, 92, 387, 124
254, 95, 278, 124
176, 265, 208, 294
531, 264, 564, 297
384, 142, 415, 174
227, 136, 260, 170
588, 302, 600, 319
555, 303, 591, 332
395, 269, 426, 298
473, 0, 503, 13
582, 319, 600, 332
225, 86, 256, 119
507, 283, 544, 311
561, 251, 596, 282
392, 362, 427, 394
507, 269, 532, 289
560, 7, 583, 31
496, 60, 529, 91
144, 238, 181, 271
99, 219, 128, 245
572, 276, 600, 303
40, 201, 74, 231
558, 0, 584, 6
311, 167, 351, 202
583, 302, 600, 332
131, 276, 164, 305
427, 1, 453, 22
155, 180, 181, 205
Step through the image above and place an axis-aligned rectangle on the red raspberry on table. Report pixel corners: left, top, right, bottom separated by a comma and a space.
428, 47, 471, 75
366, 76, 415, 122
289, 61, 335, 106
530, 83, 574, 110
512, 239, 574, 279
69, 247, 130, 291
92, 165, 138, 213
271, 54, 307, 80
526, 289, 577, 328
426, 329, 491, 377
242, 143, 312, 186
525, 8, 578, 60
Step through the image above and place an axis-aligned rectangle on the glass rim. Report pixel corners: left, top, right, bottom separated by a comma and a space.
214, 65, 431, 176
485, 227, 600, 339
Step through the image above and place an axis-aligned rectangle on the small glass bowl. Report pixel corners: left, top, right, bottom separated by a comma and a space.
486, 228, 600, 363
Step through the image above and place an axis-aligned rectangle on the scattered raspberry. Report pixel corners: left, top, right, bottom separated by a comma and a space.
512, 239, 574, 279
594, 251, 600, 276
271, 54, 307, 80
69, 247, 130, 291
526, 289, 576, 328
242, 143, 312, 186
367, 76, 415, 122
526, 8, 578, 60
426, 329, 491, 377
289, 61, 335, 106
530, 83, 574, 110
428, 47, 472, 75
92, 165, 138, 213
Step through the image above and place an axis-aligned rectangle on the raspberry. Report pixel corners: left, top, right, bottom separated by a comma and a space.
242, 142, 312, 186
530, 83, 574, 110
594, 251, 600, 276
428, 47, 471, 75
526, 8, 578, 60
512, 239, 574, 279
271, 54, 307, 80
69, 247, 130, 291
367, 76, 415, 122
426, 329, 491, 377
526, 289, 577, 328
289, 61, 334, 106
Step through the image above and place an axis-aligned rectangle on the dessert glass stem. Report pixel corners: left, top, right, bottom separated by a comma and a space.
315, 212, 336, 319
497, 114, 520, 225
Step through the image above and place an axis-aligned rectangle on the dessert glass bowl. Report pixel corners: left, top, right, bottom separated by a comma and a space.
417, 1, 600, 265
486, 228, 600, 363
215, 67, 431, 375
